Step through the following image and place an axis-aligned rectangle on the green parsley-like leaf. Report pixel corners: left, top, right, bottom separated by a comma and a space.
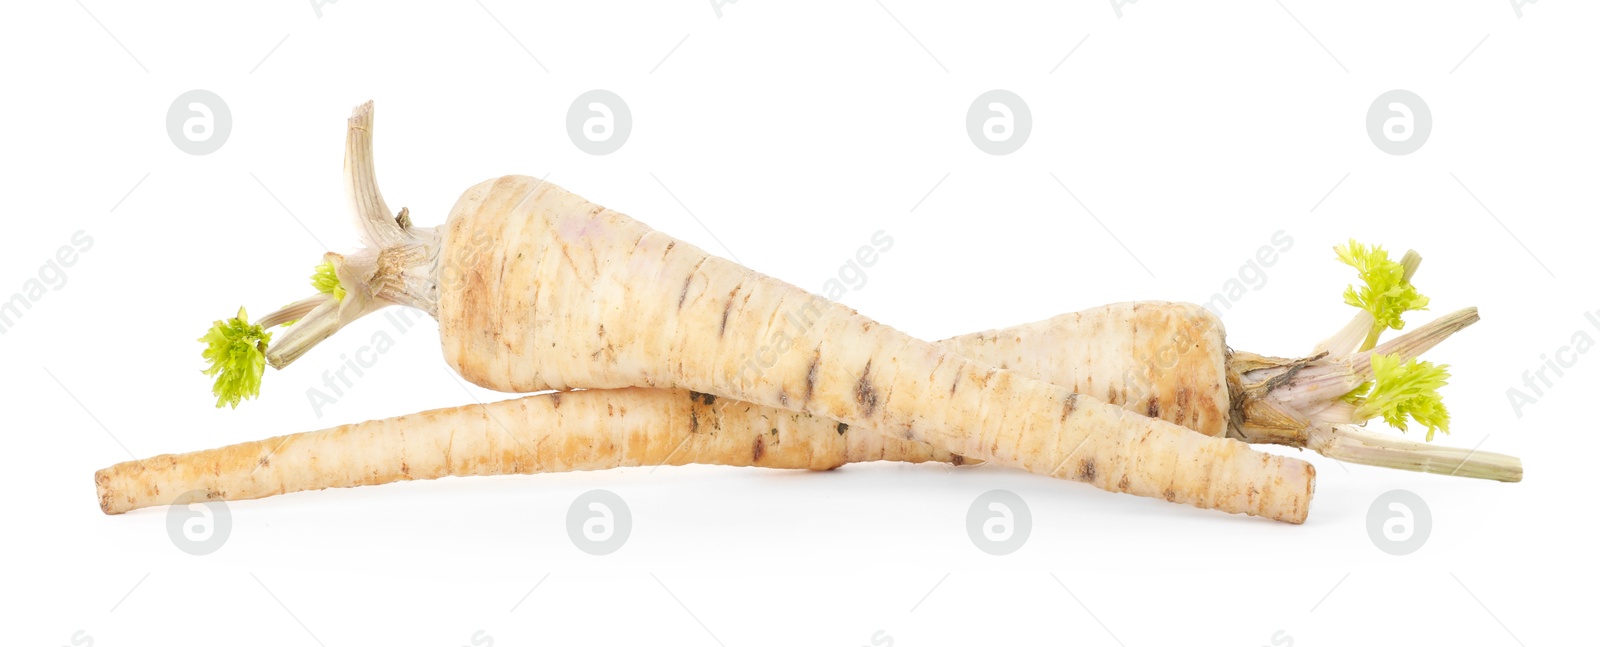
1354, 353, 1452, 441
1335, 239, 1429, 350
311, 260, 346, 301
199, 306, 271, 409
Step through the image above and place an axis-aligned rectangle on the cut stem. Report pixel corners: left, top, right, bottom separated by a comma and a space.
264, 298, 342, 369
346, 101, 404, 249
1351, 306, 1480, 381
1255, 307, 1479, 415
213, 101, 440, 383
256, 295, 328, 329
1308, 423, 1522, 482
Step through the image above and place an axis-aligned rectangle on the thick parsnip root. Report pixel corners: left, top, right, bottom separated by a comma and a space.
206, 103, 1311, 521
191, 104, 1324, 522
96, 388, 956, 515
423, 175, 1312, 522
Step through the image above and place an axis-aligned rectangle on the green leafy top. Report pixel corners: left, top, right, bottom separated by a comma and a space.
1336, 239, 1429, 350
1353, 353, 1452, 441
199, 307, 271, 409
311, 260, 346, 301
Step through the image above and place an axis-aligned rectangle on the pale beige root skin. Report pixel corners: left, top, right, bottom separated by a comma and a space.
938, 302, 1230, 437
95, 388, 955, 515
437, 176, 1314, 523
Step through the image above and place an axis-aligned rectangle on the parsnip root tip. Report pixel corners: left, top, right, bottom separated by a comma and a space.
1296, 460, 1317, 525
94, 468, 118, 515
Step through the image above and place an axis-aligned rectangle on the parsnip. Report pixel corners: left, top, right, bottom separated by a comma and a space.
201, 102, 1317, 522
175, 103, 1521, 523
97, 388, 955, 515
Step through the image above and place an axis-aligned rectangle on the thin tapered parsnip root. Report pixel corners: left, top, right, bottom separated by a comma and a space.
103, 302, 1226, 514
94, 372, 1513, 516
204, 102, 1316, 523
96, 388, 957, 515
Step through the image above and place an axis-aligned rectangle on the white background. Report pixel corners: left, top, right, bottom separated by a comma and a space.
1, 1, 1590, 645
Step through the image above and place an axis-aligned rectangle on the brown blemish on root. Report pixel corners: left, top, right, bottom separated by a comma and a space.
551, 393, 562, 409
1117, 475, 1130, 491
1077, 459, 1096, 482
1146, 397, 1160, 419
836, 422, 849, 435
678, 257, 709, 311
719, 283, 742, 338
558, 242, 582, 278
1163, 488, 1177, 502
972, 369, 994, 389
855, 361, 879, 417
752, 435, 766, 462
1060, 394, 1078, 421
803, 351, 820, 405
951, 455, 965, 466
